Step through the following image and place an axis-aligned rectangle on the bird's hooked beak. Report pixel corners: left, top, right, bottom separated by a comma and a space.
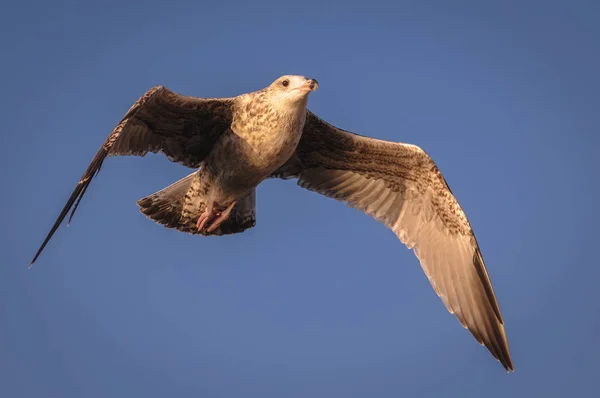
296, 78, 319, 93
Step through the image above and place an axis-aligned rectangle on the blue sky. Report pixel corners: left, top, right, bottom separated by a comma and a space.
1, 0, 599, 396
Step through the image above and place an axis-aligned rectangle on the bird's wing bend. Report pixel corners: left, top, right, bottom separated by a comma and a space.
29, 86, 235, 267
273, 111, 514, 371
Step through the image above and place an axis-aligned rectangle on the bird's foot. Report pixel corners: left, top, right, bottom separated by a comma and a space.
196, 200, 215, 231
196, 211, 213, 231
206, 201, 237, 233
196, 201, 237, 232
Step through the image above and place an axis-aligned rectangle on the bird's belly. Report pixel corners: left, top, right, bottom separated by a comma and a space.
208, 129, 301, 200
231, 127, 300, 169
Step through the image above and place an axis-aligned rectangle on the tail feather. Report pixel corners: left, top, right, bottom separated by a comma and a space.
137, 172, 256, 236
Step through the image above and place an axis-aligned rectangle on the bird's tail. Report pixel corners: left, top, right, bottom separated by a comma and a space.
136, 172, 256, 236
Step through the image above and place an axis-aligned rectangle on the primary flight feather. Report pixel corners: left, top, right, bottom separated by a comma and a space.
30, 75, 514, 372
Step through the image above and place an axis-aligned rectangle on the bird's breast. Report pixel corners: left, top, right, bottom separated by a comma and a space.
229, 108, 306, 171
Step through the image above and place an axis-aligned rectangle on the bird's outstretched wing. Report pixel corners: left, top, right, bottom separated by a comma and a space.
30, 86, 235, 267
273, 111, 514, 371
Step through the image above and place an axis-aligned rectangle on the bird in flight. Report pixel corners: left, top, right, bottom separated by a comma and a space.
30, 75, 514, 371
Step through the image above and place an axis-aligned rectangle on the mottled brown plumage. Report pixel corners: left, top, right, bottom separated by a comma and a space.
274, 114, 513, 371
30, 75, 513, 372
136, 173, 257, 236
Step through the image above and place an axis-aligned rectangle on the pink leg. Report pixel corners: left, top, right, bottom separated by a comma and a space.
206, 201, 237, 233
196, 199, 215, 231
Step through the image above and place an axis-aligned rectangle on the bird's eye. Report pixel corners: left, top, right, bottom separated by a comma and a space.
281, 79, 289, 87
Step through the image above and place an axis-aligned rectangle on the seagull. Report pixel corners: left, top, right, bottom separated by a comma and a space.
30, 75, 514, 371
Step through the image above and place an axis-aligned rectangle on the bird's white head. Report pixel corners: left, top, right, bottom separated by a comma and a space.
266, 75, 319, 106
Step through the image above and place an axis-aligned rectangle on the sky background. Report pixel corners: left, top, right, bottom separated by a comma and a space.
1, 0, 599, 396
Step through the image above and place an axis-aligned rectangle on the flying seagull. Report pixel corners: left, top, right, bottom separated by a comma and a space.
30, 75, 513, 371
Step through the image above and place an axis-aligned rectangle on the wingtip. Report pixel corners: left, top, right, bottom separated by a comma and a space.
506, 362, 515, 373
28, 254, 40, 268
500, 357, 515, 373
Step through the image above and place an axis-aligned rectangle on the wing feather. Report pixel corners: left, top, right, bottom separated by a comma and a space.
274, 112, 514, 371
29, 86, 234, 266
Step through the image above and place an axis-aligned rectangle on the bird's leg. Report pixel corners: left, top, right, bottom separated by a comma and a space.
206, 201, 237, 233
196, 198, 215, 231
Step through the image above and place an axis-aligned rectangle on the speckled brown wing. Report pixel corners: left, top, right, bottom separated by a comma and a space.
30, 86, 235, 267
273, 111, 514, 372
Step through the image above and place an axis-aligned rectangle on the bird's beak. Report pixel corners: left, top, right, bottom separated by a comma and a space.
297, 78, 319, 93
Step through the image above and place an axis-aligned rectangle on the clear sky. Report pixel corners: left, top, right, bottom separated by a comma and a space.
1, 0, 598, 396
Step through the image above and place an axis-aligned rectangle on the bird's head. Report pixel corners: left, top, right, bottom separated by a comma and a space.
266, 75, 319, 106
